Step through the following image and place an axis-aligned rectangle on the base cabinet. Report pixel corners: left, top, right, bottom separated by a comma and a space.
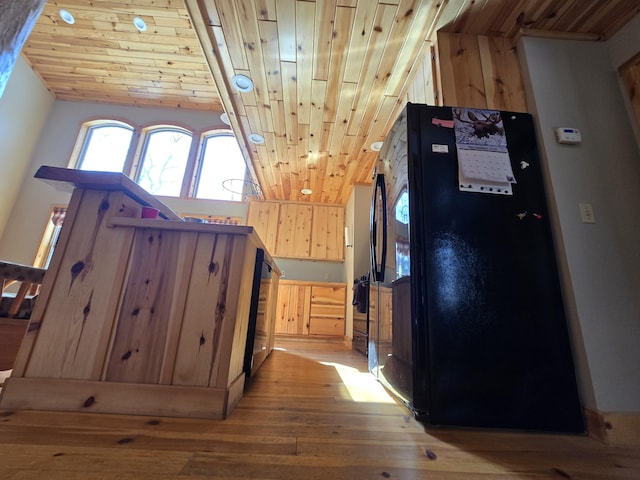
275, 281, 346, 337
275, 283, 311, 335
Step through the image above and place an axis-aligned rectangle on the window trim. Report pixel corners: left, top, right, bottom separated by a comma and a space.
68, 118, 136, 171
191, 128, 248, 201
132, 125, 194, 198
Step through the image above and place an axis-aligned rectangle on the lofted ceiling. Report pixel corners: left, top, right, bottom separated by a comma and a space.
21, 0, 640, 205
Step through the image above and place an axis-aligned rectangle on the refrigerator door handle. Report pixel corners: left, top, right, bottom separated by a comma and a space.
370, 173, 387, 283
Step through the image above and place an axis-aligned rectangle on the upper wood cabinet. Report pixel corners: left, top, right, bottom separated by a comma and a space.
247, 201, 344, 262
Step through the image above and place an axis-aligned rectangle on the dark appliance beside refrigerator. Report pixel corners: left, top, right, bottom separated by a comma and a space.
369, 103, 584, 433
352, 275, 369, 356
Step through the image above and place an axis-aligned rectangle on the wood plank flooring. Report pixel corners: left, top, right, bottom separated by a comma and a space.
1, 338, 639, 479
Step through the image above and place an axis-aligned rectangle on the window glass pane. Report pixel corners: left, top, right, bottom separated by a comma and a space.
195, 133, 247, 201
79, 124, 133, 172
137, 129, 192, 197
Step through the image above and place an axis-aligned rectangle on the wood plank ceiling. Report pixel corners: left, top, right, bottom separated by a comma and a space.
21, 0, 640, 205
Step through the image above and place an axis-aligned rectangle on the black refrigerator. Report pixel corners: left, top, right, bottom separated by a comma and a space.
368, 103, 584, 433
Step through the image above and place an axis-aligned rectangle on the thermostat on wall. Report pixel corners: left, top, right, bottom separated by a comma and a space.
555, 127, 582, 145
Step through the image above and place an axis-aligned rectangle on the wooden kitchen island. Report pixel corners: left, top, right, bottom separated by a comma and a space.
0, 166, 279, 419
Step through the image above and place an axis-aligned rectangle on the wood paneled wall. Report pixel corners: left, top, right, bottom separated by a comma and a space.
247, 201, 344, 262
436, 32, 527, 112
405, 44, 439, 106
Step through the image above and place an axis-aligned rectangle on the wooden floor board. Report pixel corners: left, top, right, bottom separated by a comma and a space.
0, 338, 638, 479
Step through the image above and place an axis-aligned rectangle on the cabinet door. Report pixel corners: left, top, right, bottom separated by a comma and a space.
275, 284, 310, 335
309, 285, 345, 336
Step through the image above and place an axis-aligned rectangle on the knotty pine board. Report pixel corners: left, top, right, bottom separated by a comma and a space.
22, 190, 139, 381
105, 229, 196, 385
247, 200, 344, 261
276, 203, 313, 258
437, 31, 526, 112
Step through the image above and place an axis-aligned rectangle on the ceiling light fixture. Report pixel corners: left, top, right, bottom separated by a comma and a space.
59, 9, 75, 24
301, 188, 313, 195
133, 17, 147, 32
231, 74, 254, 93
248, 133, 265, 145
371, 141, 384, 152
220, 112, 231, 125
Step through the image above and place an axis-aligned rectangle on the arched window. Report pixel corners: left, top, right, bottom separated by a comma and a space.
77, 122, 134, 172
136, 127, 193, 197
70, 118, 253, 202
194, 130, 247, 201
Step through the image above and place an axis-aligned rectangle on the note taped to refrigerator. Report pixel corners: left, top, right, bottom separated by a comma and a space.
453, 108, 517, 195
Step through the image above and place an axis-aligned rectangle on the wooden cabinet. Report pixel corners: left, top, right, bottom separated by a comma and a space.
275, 283, 311, 335
247, 201, 344, 261
275, 281, 346, 337
309, 285, 346, 336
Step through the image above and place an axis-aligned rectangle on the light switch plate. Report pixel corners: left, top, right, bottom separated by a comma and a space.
579, 203, 596, 223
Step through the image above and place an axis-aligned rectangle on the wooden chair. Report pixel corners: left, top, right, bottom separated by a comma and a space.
0, 261, 46, 371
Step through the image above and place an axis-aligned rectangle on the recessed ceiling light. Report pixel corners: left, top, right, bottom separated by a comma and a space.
231, 74, 254, 93
59, 9, 75, 24
371, 141, 384, 151
301, 188, 313, 195
248, 133, 265, 145
220, 112, 231, 125
133, 17, 147, 32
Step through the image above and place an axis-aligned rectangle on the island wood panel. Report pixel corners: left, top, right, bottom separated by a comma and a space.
171, 233, 240, 387
247, 201, 345, 261
220, 234, 259, 393
105, 229, 196, 385
437, 32, 527, 112
21, 189, 140, 381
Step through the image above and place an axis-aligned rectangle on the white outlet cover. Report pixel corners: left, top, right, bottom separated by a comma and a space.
579, 203, 596, 223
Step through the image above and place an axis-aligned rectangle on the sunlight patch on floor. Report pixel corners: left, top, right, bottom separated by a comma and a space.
320, 361, 395, 403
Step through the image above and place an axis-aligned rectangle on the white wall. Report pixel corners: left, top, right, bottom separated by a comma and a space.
0, 98, 232, 264
607, 12, 640, 69
0, 55, 53, 240
518, 36, 640, 412
343, 184, 373, 339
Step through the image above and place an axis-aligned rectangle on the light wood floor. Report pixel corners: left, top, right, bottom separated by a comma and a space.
0, 338, 638, 479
